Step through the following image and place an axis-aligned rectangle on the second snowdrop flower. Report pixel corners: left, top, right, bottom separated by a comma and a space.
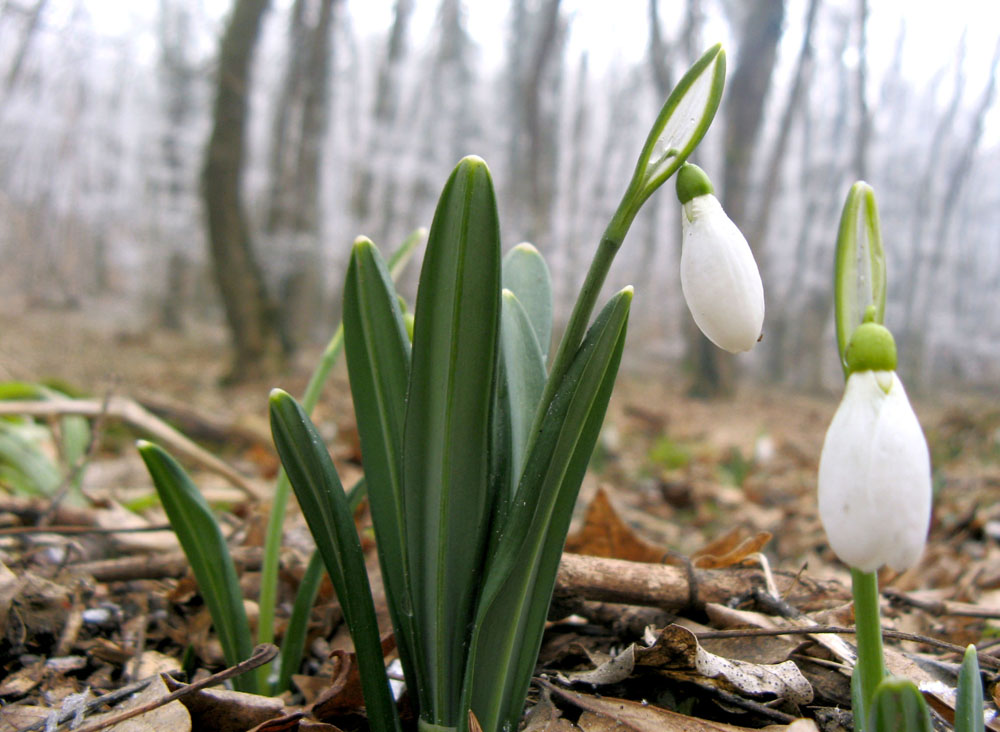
675, 163, 764, 353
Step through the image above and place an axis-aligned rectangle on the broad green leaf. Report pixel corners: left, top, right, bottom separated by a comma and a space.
342, 236, 423, 703
403, 155, 501, 726
0, 422, 61, 496
463, 288, 632, 732
269, 390, 401, 732
137, 441, 257, 694
502, 243, 553, 360
277, 549, 324, 693
955, 645, 985, 732
500, 289, 546, 493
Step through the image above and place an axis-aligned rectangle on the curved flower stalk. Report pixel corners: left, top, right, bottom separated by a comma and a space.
817, 314, 931, 573
675, 163, 764, 353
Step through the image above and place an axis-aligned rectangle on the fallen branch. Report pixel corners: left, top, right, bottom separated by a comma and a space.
0, 398, 266, 499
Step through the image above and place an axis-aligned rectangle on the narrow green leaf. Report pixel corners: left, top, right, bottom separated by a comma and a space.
502, 243, 553, 360
403, 155, 501, 726
277, 549, 324, 693
955, 645, 985, 732
500, 289, 547, 493
137, 441, 257, 694
343, 235, 423, 703
269, 390, 400, 732
463, 288, 632, 732
867, 677, 933, 732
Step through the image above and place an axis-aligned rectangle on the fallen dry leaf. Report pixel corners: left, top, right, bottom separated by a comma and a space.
565, 487, 668, 563
691, 529, 772, 569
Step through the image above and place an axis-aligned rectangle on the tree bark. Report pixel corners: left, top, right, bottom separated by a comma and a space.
688, 0, 785, 397
201, 0, 278, 380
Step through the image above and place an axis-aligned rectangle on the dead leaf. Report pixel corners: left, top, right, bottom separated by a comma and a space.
559, 645, 636, 686
637, 625, 813, 705
524, 687, 578, 732
162, 676, 284, 732
565, 487, 668, 563
0, 660, 45, 697
86, 675, 190, 732
542, 679, 758, 731
691, 529, 772, 569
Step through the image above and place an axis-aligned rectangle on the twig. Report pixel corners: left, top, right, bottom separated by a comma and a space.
0, 398, 265, 499
0, 524, 173, 537
14, 674, 170, 732
39, 389, 114, 525
884, 588, 1000, 619
694, 625, 1000, 670
62, 644, 277, 732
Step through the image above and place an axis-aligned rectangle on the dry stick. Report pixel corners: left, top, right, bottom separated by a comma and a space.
0, 398, 265, 499
64, 644, 278, 732
883, 588, 1000, 620
0, 524, 173, 537
39, 389, 114, 526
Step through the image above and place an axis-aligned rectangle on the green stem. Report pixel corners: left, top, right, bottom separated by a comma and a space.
851, 568, 886, 725
531, 196, 638, 438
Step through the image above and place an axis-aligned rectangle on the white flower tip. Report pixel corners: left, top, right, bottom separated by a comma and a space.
818, 371, 932, 572
679, 195, 765, 353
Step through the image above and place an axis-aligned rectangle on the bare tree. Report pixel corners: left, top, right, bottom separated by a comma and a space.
264, 0, 339, 353
688, 0, 785, 397
852, 0, 871, 181
201, 0, 278, 380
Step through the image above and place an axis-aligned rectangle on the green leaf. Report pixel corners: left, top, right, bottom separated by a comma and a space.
463, 287, 632, 732
867, 677, 933, 732
277, 549, 324, 693
0, 422, 61, 496
834, 182, 886, 377
500, 289, 547, 493
269, 390, 400, 732
502, 243, 553, 360
955, 645, 985, 732
136, 441, 257, 694
403, 155, 501, 726
343, 235, 422, 703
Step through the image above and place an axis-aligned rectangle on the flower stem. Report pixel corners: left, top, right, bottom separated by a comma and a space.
851, 567, 886, 725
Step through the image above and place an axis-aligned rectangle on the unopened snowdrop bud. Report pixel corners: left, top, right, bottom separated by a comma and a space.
676, 163, 764, 353
818, 317, 931, 572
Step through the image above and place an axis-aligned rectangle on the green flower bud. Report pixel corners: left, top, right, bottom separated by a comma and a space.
845, 307, 897, 375
675, 163, 714, 205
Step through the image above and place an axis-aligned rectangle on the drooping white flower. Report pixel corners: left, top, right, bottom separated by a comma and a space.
817, 369, 931, 572
676, 164, 764, 353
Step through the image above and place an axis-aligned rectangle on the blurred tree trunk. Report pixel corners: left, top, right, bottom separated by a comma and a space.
201, 0, 278, 380
351, 0, 414, 232
504, 0, 566, 246
755, 0, 820, 381
265, 0, 339, 353
687, 0, 784, 397
896, 37, 965, 374
2, 0, 48, 97
853, 0, 870, 182
905, 38, 1000, 387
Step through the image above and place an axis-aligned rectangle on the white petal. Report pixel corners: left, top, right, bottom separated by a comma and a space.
818, 371, 932, 572
680, 195, 764, 353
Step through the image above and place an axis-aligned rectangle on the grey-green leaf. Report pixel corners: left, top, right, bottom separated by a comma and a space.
137, 441, 257, 694
500, 289, 546, 492
502, 243, 553, 360
402, 155, 501, 726
955, 645, 985, 732
463, 287, 632, 732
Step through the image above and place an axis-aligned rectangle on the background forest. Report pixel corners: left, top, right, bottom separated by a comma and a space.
1, 0, 999, 395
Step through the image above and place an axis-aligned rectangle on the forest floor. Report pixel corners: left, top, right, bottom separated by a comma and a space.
1, 304, 1000, 731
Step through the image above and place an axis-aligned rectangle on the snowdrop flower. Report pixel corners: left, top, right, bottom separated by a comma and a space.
675, 163, 764, 353
817, 317, 932, 572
